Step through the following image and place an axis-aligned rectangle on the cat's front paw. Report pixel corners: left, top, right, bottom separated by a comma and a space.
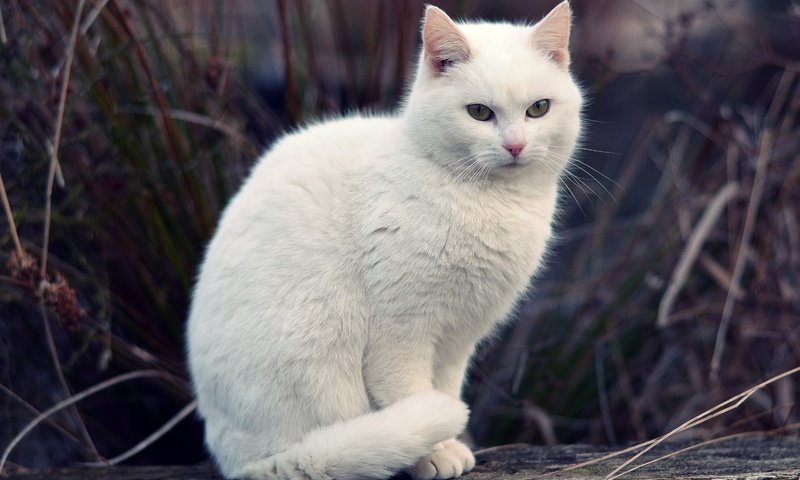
408, 438, 475, 480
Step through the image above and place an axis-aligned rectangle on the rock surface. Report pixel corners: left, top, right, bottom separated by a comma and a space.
4, 436, 799, 479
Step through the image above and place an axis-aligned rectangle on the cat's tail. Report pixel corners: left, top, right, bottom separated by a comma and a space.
232, 390, 469, 480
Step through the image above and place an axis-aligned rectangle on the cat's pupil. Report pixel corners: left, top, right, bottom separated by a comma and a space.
467, 104, 494, 121
526, 99, 550, 118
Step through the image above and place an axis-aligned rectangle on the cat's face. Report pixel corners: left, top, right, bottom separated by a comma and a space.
404, 2, 582, 181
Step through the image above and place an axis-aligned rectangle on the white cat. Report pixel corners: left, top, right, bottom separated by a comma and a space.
187, 2, 582, 479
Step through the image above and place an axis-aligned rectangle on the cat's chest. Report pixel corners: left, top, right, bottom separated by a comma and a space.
427, 190, 551, 289
356, 181, 555, 323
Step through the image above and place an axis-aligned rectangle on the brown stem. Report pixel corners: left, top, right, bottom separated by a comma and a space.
0, 370, 173, 472
41, 0, 87, 280
39, 300, 102, 461
37, 0, 102, 460
277, 0, 299, 122
0, 168, 23, 258
709, 71, 795, 381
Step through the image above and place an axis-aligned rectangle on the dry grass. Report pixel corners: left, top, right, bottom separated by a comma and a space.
0, 0, 797, 471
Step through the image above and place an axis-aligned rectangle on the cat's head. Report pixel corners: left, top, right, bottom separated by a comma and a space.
403, 1, 582, 181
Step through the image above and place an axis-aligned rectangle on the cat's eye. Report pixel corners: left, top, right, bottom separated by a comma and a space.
467, 104, 494, 121
526, 99, 550, 118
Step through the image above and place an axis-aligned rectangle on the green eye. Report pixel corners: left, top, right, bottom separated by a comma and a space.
526, 99, 550, 118
467, 104, 494, 121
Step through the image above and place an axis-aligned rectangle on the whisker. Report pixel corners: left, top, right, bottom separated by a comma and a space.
450, 150, 495, 185
570, 158, 622, 188
575, 146, 619, 156
546, 147, 622, 187
454, 159, 482, 185
537, 157, 598, 214
553, 166, 593, 199
567, 163, 618, 204
541, 150, 623, 199
466, 156, 490, 186
449, 152, 483, 183
563, 171, 601, 201
557, 175, 586, 217
548, 144, 619, 156
582, 118, 614, 125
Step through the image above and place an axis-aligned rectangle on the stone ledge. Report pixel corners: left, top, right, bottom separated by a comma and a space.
4, 436, 799, 479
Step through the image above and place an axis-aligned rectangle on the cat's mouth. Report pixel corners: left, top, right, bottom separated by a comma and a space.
499, 158, 528, 169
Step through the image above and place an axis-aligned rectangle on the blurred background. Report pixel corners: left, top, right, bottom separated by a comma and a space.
1, 0, 798, 472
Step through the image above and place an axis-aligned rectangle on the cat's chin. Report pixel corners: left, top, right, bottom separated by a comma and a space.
496, 158, 532, 170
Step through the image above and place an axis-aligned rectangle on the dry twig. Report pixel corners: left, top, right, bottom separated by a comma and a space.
604, 366, 800, 479
0, 383, 83, 447
710, 70, 797, 380
608, 422, 800, 479
33, 0, 100, 462
41, 0, 87, 279
657, 182, 739, 327
0, 4, 7, 46
0, 169, 23, 258
0, 370, 169, 473
84, 399, 198, 467
531, 366, 800, 479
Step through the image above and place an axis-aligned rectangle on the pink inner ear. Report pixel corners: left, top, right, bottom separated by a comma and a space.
531, 1, 572, 69
423, 6, 471, 75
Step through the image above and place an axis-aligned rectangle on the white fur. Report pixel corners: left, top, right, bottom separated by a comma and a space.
187, 2, 582, 479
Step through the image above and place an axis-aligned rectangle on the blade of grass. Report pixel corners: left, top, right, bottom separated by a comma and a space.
277, 0, 300, 122
84, 399, 197, 466
709, 129, 774, 380
0, 168, 23, 258
295, 0, 323, 112
710, 71, 796, 381
38, 299, 101, 461
604, 365, 800, 479
118, 106, 248, 145
657, 182, 739, 327
107, 0, 187, 178
0, 369, 173, 473
331, 0, 358, 106
0, 3, 6, 45
35, 0, 101, 462
531, 366, 800, 479
79, 0, 110, 35
0, 383, 84, 447
41, 0, 86, 279
609, 423, 800, 479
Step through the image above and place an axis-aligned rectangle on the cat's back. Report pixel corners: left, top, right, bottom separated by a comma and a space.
211, 113, 402, 237
256, 113, 402, 181
189, 114, 406, 331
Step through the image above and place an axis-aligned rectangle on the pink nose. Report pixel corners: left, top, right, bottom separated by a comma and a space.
504, 142, 526, 157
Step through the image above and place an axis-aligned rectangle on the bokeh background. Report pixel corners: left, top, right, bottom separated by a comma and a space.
1, 0, 798, 472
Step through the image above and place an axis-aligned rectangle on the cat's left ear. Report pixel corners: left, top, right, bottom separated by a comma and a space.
531, 1, 572, 69
422, 5, 471, 76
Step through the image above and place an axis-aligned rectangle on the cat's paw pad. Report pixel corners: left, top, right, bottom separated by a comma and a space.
409, 438, 475, 480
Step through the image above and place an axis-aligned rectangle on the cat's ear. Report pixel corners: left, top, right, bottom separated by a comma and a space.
422, 5, 471, 76
531, 1, 572, 69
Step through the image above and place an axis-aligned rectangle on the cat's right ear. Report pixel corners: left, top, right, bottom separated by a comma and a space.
531, 1, 572, 69
422, 5, 471, 76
